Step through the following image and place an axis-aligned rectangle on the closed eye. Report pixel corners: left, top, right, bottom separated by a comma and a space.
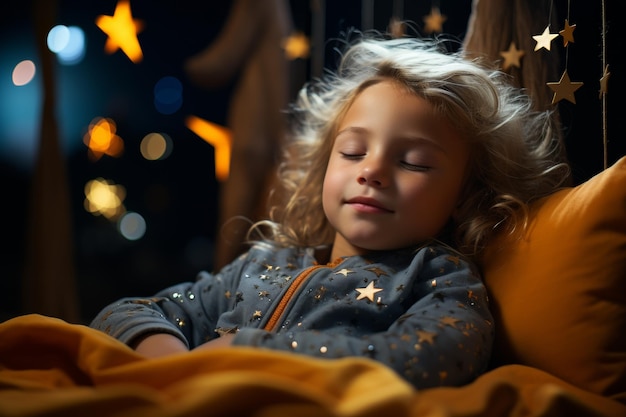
401, 161, 431, 172
340, 152, 365, 160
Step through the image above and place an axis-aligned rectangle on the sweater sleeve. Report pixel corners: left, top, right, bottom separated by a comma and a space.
232, 247, 494, 389
89, 256, 247, 348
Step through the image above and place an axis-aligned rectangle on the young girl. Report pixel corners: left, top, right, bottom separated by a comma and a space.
90, 35, 570, 389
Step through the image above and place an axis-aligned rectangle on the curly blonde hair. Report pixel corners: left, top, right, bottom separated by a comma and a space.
250, 35, 570, 258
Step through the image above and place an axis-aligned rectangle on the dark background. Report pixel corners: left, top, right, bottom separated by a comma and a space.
0, 0, 622, 323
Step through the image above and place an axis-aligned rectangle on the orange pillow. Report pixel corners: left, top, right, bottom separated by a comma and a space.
480, 156, 626, 403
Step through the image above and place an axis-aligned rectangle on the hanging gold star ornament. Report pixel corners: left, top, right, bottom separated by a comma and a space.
532, 25, 559, 51
547, 70, 584, 104
96, 0, 144, 63
599, 65, 610, 98
423, 7, 447, 34
559, 19, 576, 46
499, 41, 525, 70
355, 281, 383, 302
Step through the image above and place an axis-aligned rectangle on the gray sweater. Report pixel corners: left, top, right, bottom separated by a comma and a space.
90, 243, 493, 388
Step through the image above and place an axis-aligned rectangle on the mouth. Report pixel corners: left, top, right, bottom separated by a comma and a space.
345, 196, 394, 213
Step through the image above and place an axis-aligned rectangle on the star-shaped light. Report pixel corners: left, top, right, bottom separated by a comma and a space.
599, 65, 610, 98
96, 0, 144, 63
547, 70, 584, 104
499, 42, 525, 70
355, 281, 383, 302
532, 25, 559, 51
185, 115, 232, 181
282, 31, 310, 60
559, 19, 576, 46
423, 7, 447, 34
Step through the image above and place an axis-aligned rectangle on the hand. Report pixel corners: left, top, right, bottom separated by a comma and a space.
192, 334, 236, 352
133, 333, 189, 359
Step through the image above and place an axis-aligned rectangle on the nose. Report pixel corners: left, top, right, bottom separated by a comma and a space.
357, 159, 388, 187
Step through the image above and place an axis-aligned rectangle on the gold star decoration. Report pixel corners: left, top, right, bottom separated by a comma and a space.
365, 266, 389, 277
446, 255, 461, 266
252, 310, 262, 319
95, 0, 144, 63
355, 281, 383, 302
416, 329, 437, 345
439, 316, 461, 328
532, 25, 559, 51
282, 31, 310, 60
559, 19, 576, 46
423, 7, 447, 34
547, 69, 584, 104
599, 65, 610, 98
499, 41, 525, 70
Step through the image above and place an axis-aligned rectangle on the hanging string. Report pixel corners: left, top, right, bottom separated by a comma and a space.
600, 0, 608, 169
562, 0, 569, 71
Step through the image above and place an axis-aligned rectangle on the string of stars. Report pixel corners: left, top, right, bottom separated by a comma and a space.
499, 0, 611, 170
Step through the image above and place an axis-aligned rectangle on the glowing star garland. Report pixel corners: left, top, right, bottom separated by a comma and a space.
96, 0, 144, 63
542, 2, 583, 106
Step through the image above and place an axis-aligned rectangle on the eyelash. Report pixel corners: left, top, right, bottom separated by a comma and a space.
401, 162, 431, 172
339, 153, 431, 172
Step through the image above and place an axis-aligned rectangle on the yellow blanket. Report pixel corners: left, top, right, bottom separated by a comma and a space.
1, 314, 624, 417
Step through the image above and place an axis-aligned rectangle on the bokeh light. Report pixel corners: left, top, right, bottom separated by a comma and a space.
57, 26, 86, 65
84, 177, 127, 220
118, 211, 146, 240
47, 25, 70, 53
140, 132, 172, 160
282, 31, 311, 60
153, 76, 182, 115
185, 115, 231, 181
48, 25, 86, 65
12, 60, 36, 86
95, 0, 144, 63
83, 117, 124, 161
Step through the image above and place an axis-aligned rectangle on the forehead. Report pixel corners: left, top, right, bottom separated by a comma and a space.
335, 79, 468, 154
339, 80, 440, 127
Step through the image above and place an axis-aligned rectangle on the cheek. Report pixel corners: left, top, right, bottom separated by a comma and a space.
402, 180, 459, 221
322, 169, 341, 206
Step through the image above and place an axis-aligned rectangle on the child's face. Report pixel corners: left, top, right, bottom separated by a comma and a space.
323, 80, 470, 258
